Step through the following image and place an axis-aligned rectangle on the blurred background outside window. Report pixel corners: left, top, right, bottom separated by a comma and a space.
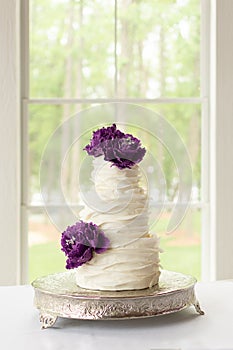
27, 0, 203, 282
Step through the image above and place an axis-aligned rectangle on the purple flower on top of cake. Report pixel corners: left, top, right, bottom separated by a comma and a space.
84, 123, 146, 169
61, 220, 110, 269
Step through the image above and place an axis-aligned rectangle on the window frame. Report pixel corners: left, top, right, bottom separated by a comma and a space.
0, 0, 21, 285
1, 0, 232, 285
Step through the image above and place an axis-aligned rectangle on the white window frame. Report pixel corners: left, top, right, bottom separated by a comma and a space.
209, 0, 233, 280
1, 0, 233, 285
0, 0, 21, 285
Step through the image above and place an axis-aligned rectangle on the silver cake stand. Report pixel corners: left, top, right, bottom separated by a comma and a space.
32, 270, 204, 329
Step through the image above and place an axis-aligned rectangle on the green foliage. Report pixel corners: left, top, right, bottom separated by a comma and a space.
29, 0, 201, 201
29, 242, 66, 282
160, 244, 201, 280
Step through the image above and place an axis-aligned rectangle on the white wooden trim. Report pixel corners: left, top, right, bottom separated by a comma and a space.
0, 0, 21, 285
114, 0, 118, 95
26, 97, 204, 104
201, 0, 211, 281
210, 0, 233, 280
209, 0, 217, 281
27, 202, 206, 209
20, 0, 29, 284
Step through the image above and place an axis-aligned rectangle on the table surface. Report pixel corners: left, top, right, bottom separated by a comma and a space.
0, 280, 233, 350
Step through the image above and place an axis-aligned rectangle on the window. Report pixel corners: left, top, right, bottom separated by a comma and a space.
24, 0, 207, 283
2, 0, 233, 286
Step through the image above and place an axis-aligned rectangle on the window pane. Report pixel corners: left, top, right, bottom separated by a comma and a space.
116, 0, 200, 97
30, 0, 200, 99
30, 0, 115, 98
28, 208, 66, 282
152, 207, 201, 280
29, 103, 201, 204
29, 104, 65, 204
29, 103, 114, 204
123, 104, 201, 202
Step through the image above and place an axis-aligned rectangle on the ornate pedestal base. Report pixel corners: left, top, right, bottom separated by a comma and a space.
39, 313, 58, 329
32, 270, 204, 329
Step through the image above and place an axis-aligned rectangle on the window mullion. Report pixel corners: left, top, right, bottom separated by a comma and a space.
201, 0, 211, 281
20, 0, 30, 284
114, 0, 118, 97
26, 97, 205, 104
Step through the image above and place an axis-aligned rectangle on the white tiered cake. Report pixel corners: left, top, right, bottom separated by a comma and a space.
61, 124, 160, 291
76, 156, 160, 290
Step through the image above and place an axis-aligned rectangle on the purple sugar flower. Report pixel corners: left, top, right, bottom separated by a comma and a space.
84, 124, 146, 169
61, 220, 110, 269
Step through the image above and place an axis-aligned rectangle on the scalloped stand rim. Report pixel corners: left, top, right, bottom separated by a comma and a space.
32, 270, 204, 329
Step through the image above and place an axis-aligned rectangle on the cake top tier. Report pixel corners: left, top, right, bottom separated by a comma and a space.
84, 123, 146, 169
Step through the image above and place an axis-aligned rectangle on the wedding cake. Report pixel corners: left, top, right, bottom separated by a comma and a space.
61, 124, 160, 291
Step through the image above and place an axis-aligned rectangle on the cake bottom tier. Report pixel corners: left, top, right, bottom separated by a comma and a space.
76, 237, 160, 291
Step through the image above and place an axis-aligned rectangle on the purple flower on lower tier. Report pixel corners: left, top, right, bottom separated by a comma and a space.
61, 220, 110, 269
84, 123, 146, 169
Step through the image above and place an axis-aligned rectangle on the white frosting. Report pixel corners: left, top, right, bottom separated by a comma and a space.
76, 237, 160, 290
76, 156, 160, 290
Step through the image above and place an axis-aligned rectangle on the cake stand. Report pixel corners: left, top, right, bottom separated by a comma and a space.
32, 270, 204, 329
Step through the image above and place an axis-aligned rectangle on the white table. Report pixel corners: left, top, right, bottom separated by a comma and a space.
0, 281, 233, 350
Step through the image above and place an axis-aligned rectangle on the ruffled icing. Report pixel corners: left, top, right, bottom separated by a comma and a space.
76, 237, 160, 290
76, 156, 160, 290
